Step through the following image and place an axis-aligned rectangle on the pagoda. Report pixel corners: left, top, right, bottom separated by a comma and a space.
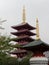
22, 18, 49, 65
11, 6, 36, 58
22, 18, 49, 57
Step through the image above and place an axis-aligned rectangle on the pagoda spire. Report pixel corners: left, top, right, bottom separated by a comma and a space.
36, 17, 40, 40
22, 6, 26, 23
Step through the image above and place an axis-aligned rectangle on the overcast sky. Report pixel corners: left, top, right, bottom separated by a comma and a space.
0, 0, 49, 44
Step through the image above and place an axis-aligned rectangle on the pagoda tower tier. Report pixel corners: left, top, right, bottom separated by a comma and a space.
11, 23, 36, 30
22, 39, 49, 52
12, 37, 35, 42
11, 29, 36, 36
10, 49, 27, 58
22, 39, 49, 56
12, 37, 35, 45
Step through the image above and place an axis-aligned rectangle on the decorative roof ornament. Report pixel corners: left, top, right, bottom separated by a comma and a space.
36, 17, 40, 40
22, 6, 26, 24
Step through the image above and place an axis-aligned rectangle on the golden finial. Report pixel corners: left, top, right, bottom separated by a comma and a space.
36, 17, 40, 40
22, 6, 26, 23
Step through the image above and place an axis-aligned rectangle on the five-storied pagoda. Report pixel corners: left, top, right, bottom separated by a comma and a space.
11, 6, 49, 65
11, 6, 36, 58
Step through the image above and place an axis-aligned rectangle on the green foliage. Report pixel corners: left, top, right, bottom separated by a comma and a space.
0, 35, 13, 53
0, 52, 31, 65
0, 35, 32, 65
0, 54, 19, 65
20, 57, 30, 65
12, 44, 22, 48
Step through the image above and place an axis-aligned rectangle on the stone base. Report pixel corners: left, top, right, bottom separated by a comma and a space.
30, 57, 48, 65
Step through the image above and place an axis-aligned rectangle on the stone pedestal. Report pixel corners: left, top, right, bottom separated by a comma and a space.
30, 57, 48, 65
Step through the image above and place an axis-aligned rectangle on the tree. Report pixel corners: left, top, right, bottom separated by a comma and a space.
0, 35, 13, 54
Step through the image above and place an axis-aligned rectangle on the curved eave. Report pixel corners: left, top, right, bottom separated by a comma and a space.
22, 39, 49, 52
12, 37, 35, 42
11, 23, 36, 30
10, 49, 27, 54
11, 30, 36, 36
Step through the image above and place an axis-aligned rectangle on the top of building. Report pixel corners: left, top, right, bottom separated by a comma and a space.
21, 17, 49, 52
22, 39, 49, 52
11, 6, 36, 30
11, 22, 36, 30
22, 6, 26, 24
36, 17, 40, 40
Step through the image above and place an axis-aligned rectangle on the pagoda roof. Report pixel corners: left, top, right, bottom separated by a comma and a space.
22, 39, 49, 52
11, 36, 35, 42
11, 29, 36, 36
10, 49, 27, 54
11, 23, 36, 30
